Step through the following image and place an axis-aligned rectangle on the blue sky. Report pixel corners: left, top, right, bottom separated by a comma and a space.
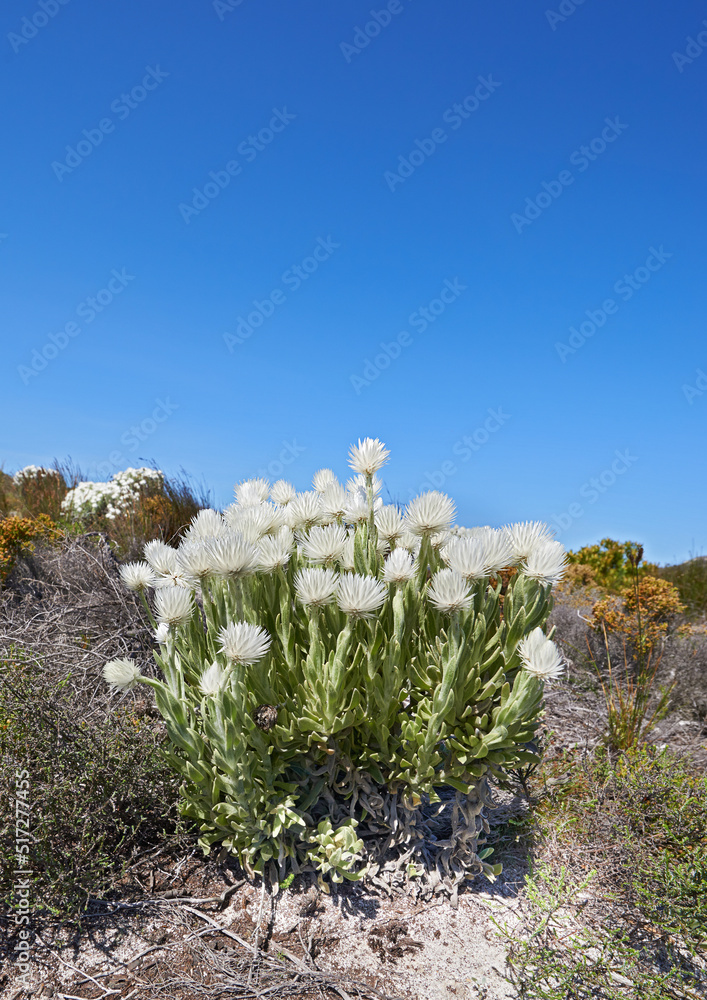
1, 0, 705, 565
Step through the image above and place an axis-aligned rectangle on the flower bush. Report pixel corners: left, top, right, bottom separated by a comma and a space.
62, 468, 164, 522
104, 439, 566, 887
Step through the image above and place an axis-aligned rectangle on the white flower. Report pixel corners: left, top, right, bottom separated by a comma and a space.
312, 468, 338, 493
348, 437, 390, 476
200, 660, 225, 696
257, 528, 294, 571
299, 524, 348, 565
205, 533, 259, 578
505, 521, 555, 562
375, 505, 405, 543
404, 491, 456, 536
476, 527, 515, 572
153, 568, 196, 589
218, 621, 272, 664
522, 539, 567, 585
177, 541, 214, 580
340, 532, 356, 571
382, 548, 416, 583
295, 567, 339, 607
183, 508, 228, 542
346, 474, 382, 497
144, 540, 179, 575
271, 480, 297, 505
154, 622, 170, 644
427, 568, 472, 613
154, 587, 194, 626
119, 561, 157, 591
103, 658, 142, 690
235, 478, 270, 506
228, 501, 286, 541
343, 492, 371, 525
442, 537, 488, 580
286, 492, 325, 530
517, 627, 564, 680
320, 482, 348, 520
336, 572, 387, 619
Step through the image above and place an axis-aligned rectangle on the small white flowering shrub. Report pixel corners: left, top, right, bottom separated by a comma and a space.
62, 468, 164, 522
12, 465, 63, 486
105, 440, 566, 887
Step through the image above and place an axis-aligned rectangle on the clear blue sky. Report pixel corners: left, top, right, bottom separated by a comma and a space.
1, 0, 705, 565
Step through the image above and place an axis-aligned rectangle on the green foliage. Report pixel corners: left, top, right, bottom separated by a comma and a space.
567, 538, 659, 592
0, 652, 183, 920
494, 745, 707, 998
658, 556, 707, 619
0, 513, 58, 584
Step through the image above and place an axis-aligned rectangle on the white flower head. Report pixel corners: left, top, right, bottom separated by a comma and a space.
103, 658, 142, 691
442, 537, 488, 580
517, 627, 564, 680
299, 524, 348, 565
336, 572, 387, 619
120, 561, 157, 591
346, 474, 382, 497
271, 480, 297, 505
404, 491, 456, 536
183, 508, 228, 542
234, 478, 270, 506
340, 532, 356, 571
344, 492, 371, 525
286, 492, 325, 530
382, 548, 416, 584
154, 587, 194, 626
177, 541, 215, 580
522, 539, 567, 586
427, 568, 472, 614
312, 468, 338, 494
348, 437, 390, 476
154, 622, 171, 644
505, 521, 555, 562
375, 505, 405, 544
200, 660, 225, 696
320, 482, 348, 520
144, 539, 179, 575
226, 502, 285, 542
295, 567, 339, 607
205, 533, 259, 578
257, 527, 294, 572
218, 621, 272, 664
477, 527, 515, 573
